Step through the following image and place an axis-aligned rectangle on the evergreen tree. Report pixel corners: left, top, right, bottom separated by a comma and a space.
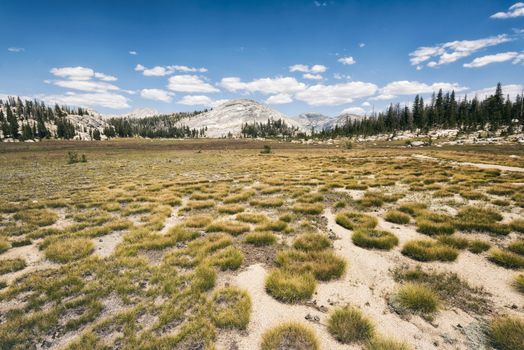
6, 105, 19, 139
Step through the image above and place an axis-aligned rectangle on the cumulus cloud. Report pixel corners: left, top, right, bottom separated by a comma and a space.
140, 89, 174, 103
129, 51, 137, 55
361, 101, 371, 107
491, 2, 524, 19
341, 107, 366, 115
168, 75, 219, 93
289, 64, 327, 73
177, 95, 228, 107
265, 93, 293, 104
463, 51, 524, 68
295, 81, 378, 106
303, 73, 323, 80
359, 43, 366, 48
7, 47, 24, 53
219, 76, 307, 95
468, 84, 523, 100
373, 80, 468, 100
50, 80, 120, 93
41, 92, 130, 109
409, 34, 513, 67
50, 66, 117, 81
135, 64, 208, 76
338, 56, 356, 65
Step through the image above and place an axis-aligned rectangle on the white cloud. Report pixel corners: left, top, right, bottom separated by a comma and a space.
50, 66, 95, 80
136, 64, 208, 76
359, 43, 366, 48
289, 64, 327, 73
378, 80, 468, 99
314, 1, 327, 7
7, 47, 24, 53
265, 93, 293, 104
303, 73, 323, 80
333, 73, 351, 80
463, 51, 524, 67
140, 89, 174, 103
177, 95, 227, 107
341, 107, 365, 115
361, 101, 371, 107
129, 51, 137, 55
41, 92, 130, 109
409, 34, 513, 67
468, 84, 523, 100
219, 76, 306, 95
491, 2, 524, 19
370, 94, 397, 101
295, 81, 378, 106
168, 75, 219, 93
94, 72, 117, 81
338, 56, 356, 65
50, 80, 120, 93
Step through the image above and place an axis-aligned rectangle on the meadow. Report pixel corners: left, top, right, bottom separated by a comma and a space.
0, 139, 523, 350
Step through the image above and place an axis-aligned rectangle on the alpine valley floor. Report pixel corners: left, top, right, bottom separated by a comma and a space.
0, 139, 523, 350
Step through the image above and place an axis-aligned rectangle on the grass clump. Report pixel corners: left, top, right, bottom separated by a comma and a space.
415, 212, 454, 236
488, 249, 524, 269
508, 239, 524, 256
236, 212, 268, 223
185, 200, 215, 210
401, 239, 458, 262
0, 258, 26, 275
193, 264, 216, 291
514, 274, 524, 294
260, 322, 319, 350
393, 283, 439, 315
336, 211, 378, 230
256, 220, 288, 232
44, 237, 94, 263
454, 206, 510, 235
210, 246, 244, 270
293, 233, 332, 252
459, 190, 487, 200
488, 315, 524, 350
206, 220, 250, 236
384, 210, 410, 224
510, 219, 524, 233
249, 197, 284, 208
398, 202, 427, 217
210, 286, 251, 330
14, 208, 58, 227
0, 237, 10, 253
327, 306, 374, 344
218, 204, 245, 214
436, 235, 469, 250
265, 269, 316, 303
352, 229, 398, 250
292, 203, 323, 215
276, 250, 346, 281
365, 336, 411, 350
244, 231, 277, 246
468, 239, 491, 254
183, 214, 213, 228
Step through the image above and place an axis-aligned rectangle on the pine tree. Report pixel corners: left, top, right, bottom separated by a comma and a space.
0, 110, 9, 137
6, 105, 19, 139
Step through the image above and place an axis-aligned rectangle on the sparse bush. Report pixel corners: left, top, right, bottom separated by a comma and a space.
260, 322, 319, 350
67, 151, 87, 164
488, 249, 524, 269
385, 210, 410, 224
206, 220, 250, 236
398, 202, 427, 216
44, 237, 94, 263
14, 209, 58, 227
510, 219, 524, 233
454, 206, 509, 235
352, 229, 398, 250
459, 190, 487, 200
488, 315, 524, 350
276, 250, 346, 281
327, 306, 374, 344
260, 145, 272, 154
416, 212, 454, 235
265, 269, 316, 303
236, 212, 268, 223
218, 204, 245, 214
292, 203, 323, 215
365, 336, 411, 350
0, 258, 26, 275
193, 264, 216, 291
185, 200, 215, 210
401, 239, 458, 262
336, 211, 378, 230
0, 236, 10, 253
249, 197, 284, 208
183, 214, 213, 228
211, 286, 251, 330
436, 235, 469, 250
393, 283, 439, 314
210, 246, 244, 270
293, 233, 332, 252
244, 231, 277, 246
256, 220, 288, 232
514, 274, 524, 294
468, 239, 491, 254
508, 239, 524, 256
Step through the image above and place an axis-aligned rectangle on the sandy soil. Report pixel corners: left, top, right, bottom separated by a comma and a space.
94, 232, 124, 258
412, 154, 524, 173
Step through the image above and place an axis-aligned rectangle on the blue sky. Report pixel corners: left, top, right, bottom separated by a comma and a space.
1, 0, 523, 116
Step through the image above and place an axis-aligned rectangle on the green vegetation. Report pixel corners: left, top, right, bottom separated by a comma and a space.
401, 239, 458, 262
514, 274, 524, 294
265, 269, 316, 303
0, 258, 26, 275
467, 239, 492, 254
365, 336, 411, 350
488, 315, 524, 350
210, 286, 251, 330
384, 210, 410, 224
454, 206, 510, 235
415, 212, 454, 235
393, 283, 440, 315
275, 250, 346, 281
352, 228, 398, 250
244, 231, 277, 246
327, 306, 375, 344
261, 322, 319, 350
336, 211, 378, 230
488, 249, 524, 269
43, 237, 94, 263
293, 233, 332, 251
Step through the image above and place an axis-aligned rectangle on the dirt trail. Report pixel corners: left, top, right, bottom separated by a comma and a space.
412, 154, 524, 173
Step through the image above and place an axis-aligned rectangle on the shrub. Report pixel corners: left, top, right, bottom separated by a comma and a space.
467, 239, 491, 254
44, 237, 94, 263
217, 204, 245, 214
206, 221, 250, 236
210, 286, 251, 330
244, 231, 277, 246
510, 219, 524, 233
393, 283, 439, 314
236, 212, 268, 223
67, 151, 87, 164
436, 235, 469, 250
398, 202, 427, 216
336, 211, 378, 230
364, 336, 411, 350
0, 258, 26, 275
514, 274, 524, 294
508, 239, 524, 256
488, 315, 524, 350
276, 250, 346, 281
327, 306, 374, 344
415, 212, 454, 236
401, 239, 458, 262
260, 322, 319, 350
454, 206, 509, 235
293, 233, 332, 252
265, 269, 316, 303
292, 203, 323, 215
352, 229, 398, 250
384, 210, 410, 224
488, 249, 524, 269
261, 145, 272, 154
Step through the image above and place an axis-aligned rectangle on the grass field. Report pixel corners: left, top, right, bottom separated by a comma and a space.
0, 139, 523, 349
